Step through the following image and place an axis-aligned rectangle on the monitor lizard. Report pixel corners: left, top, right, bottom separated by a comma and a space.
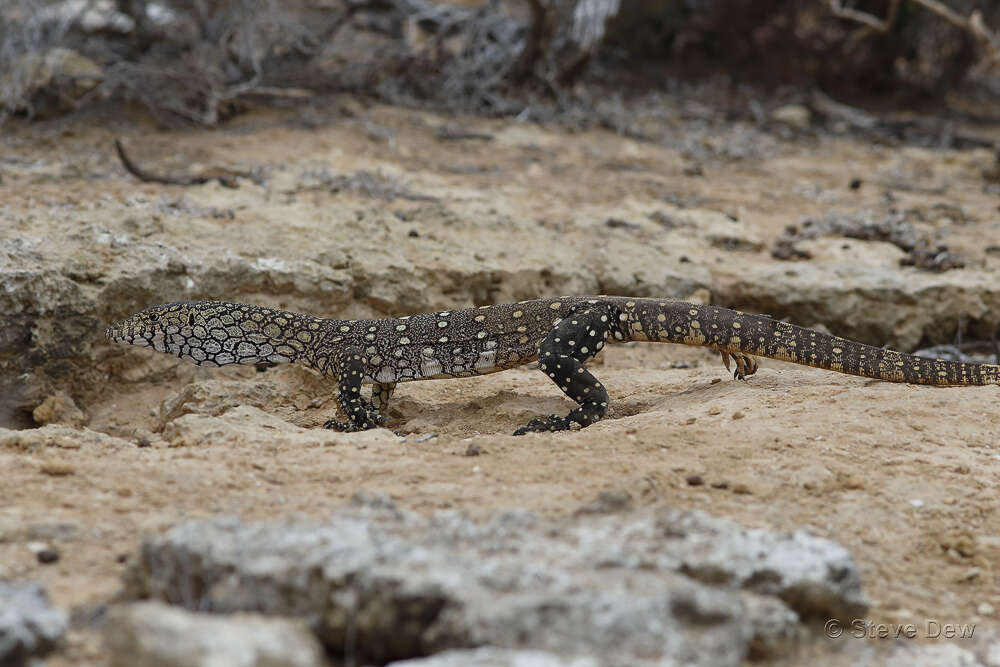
106, 297, 1000, 434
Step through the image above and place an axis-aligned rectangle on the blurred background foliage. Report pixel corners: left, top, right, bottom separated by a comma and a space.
2, 0, 999, 125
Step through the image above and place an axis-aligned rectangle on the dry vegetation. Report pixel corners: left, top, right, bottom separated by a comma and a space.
3, 0, 1000, 127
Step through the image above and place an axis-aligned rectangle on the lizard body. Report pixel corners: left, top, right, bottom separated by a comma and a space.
106, 297, 1000, 434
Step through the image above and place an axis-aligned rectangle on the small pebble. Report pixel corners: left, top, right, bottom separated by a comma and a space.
685, 475, 704, 486
710, 481, 729, 489
465, 443, 482, 457
841, 476, 865, 490
37, 549, 60, 564
731, 411, 745, 420
733, 483, 752, 495
770, 104, 811, 130
39, 460, 75, 476
707, 406, 722, 415
26, 542, 50, 554
959, 567, 981, 582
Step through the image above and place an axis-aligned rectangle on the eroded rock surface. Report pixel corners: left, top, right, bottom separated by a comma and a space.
161, 404, 399, 448
121, 497, 866, 666
0, 423, 134, 451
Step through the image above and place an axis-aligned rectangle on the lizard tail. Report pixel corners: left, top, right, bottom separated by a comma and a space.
624, 299, 1000, 386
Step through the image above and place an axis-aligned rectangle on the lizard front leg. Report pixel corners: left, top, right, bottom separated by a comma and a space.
514, 305, 617, 435
324, 347, 387, 432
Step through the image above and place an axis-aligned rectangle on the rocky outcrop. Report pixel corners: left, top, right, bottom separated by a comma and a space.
717, 258, 1000, 351
121, 496, 866, 666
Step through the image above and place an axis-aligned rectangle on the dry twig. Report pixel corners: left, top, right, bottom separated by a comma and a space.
115, 139, 247, 188
828, 0, 900, 31
828, 0, 1000, 60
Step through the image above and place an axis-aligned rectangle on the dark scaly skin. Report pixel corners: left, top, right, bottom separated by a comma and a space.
106, 297, 1000, 434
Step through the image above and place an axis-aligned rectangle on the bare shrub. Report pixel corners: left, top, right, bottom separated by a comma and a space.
0, 0, 84, 118
0, 0, 627, 123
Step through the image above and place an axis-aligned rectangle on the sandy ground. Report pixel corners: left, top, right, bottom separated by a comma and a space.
2, 102, 1000, 664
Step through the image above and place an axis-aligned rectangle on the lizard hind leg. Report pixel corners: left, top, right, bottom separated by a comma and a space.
514, 305, 616, 435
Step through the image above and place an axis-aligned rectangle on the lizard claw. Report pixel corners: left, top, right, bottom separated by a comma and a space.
719, 350, 759, 381
733, 353, 759, 380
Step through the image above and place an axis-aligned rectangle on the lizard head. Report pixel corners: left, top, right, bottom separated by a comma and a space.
106, 302, 204, 352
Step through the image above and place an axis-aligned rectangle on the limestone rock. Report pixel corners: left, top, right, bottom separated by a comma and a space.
885, 641, 983, 667
32, 393, 87, 427
0, 581, 68, 665
104, 601, 325, 667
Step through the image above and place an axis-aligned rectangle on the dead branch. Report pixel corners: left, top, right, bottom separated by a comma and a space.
828, 0, 1000, 61
434, 123, 495, 141
809, 90, 879, 130
114, 138, 245, 188
827, 0, 900, 32
512, 0, 549, 81
913, 0, 1000, 59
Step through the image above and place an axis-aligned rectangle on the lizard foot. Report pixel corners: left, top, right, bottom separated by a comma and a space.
513, 404, 604, 436
324, 418, 362, 432
323, 410, 387, 432
719, 350, 759, 381
514, 414, 572, 435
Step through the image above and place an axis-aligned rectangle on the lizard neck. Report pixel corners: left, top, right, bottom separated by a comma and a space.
177, 301, 329, 367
